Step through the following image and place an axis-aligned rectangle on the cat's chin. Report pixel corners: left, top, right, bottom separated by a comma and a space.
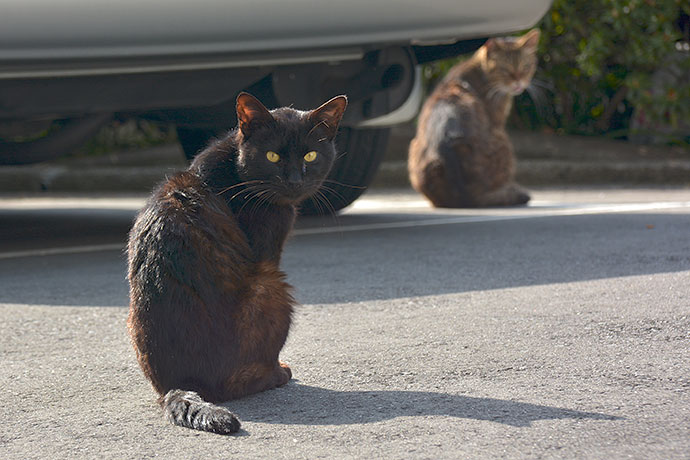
272, 188, 319, 207
272, 196, 303, 206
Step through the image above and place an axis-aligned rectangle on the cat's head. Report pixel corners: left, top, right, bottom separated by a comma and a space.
481, 29, 540, 96
234, 93, 347, 205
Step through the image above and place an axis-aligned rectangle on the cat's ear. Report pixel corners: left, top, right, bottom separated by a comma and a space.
484, 38, 499, 54
519, 29, 541, 51
236, 92, 275, 138
308, 95, 348, 141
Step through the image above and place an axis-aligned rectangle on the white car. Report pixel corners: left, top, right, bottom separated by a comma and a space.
0, 0, 552, 210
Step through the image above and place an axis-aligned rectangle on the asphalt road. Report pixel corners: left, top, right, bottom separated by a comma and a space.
1, 188, 689, 459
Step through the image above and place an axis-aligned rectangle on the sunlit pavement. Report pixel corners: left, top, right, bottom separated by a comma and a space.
1, 187, 689, 459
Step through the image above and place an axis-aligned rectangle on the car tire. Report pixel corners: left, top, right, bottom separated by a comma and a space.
299, 126, 390, 215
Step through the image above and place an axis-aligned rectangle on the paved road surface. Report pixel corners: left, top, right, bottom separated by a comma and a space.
1, 188, 688, 459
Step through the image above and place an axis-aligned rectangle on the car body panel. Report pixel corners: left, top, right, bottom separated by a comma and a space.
1, 0, 552, 77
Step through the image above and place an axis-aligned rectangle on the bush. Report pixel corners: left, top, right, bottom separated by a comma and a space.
77, 119, 177, 156
515, 0, 690, 144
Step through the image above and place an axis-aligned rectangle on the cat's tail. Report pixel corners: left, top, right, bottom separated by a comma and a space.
161, 389, 241, 435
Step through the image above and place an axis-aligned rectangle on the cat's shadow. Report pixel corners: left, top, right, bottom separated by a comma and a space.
225, 382, 621, 428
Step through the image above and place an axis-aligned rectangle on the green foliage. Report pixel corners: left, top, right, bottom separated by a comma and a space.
422, 57, 463, 93
77, 119, 177, 156
520, 0, 689, 142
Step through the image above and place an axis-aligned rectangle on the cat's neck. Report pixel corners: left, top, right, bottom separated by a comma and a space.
190, 133, 296, 264
448, 49, 514, 126
191, 133, 235, 182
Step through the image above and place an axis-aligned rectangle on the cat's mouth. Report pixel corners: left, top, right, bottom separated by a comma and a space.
272, 183, 320, 205
228, 182, 315, 207
507, 81, 529, 95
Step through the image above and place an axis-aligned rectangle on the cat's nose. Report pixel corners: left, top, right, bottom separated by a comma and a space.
511, 82, 527, 95
287, 169, 302, 185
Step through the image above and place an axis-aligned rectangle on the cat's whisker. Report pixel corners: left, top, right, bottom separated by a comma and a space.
317, 183, 347, 198
303, 189, 339, 226
259, 189, 278, 208
230, 182, 272, 200
303, 192, 325, 217
316, 189, 344, 230
311, 196, 327, 219
310, 189, 329, 216
258, 190, 281, 218
298, 180, 342, 217
316, 183, 351, 209
307, 120, 329, 138
246, 189, 273, 218
237, 188, 268, 216
229, 184, 265, 203
316, 189, 339, 220
316, 195, 330, 218
322, 179, 367, 190
531, 77, 554, 91
334, 150, 349, 161
525, 84, 549, 119
217, 180, 266, 196
234, 183, 272, 210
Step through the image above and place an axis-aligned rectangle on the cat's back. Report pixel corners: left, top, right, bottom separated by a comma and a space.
130, 171, 249, 255
422, 60, 490, 140
127, 170, 253, 308
410, 70, 487, 166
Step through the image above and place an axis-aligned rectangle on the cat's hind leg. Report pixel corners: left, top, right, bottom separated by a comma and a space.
225, 361, 292, 399
160, 360, 291, 435
473, 182, 530, 207
412, 159, 471, 208
278, 360, 292, 381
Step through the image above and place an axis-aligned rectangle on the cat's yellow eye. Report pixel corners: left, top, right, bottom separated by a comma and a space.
266, 151, 280, 163
304, 151, 318, 162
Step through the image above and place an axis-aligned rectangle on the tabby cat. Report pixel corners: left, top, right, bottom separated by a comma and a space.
127, 92, 347, 435
408, 29, 540, 207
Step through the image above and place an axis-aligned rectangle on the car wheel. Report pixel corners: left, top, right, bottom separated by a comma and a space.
299, 126, 390, 215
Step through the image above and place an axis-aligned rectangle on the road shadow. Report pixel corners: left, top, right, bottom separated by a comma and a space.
227, 383, 621, 428
0, 208, 134, 254
287, 210, 690, 305
0, 206, 688, 306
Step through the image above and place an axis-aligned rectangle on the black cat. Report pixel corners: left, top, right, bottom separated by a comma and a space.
127, 93, 347, 434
